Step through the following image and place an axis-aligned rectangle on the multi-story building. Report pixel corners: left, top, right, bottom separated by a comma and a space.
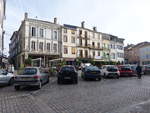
124, 42, 149, 64
10, 13, 125, 68
0, 0, 5, 53
76, 22, 103, 62
0, 0, 6, 67
9, 13, 61, 68
61, 24, 77, 64
102, 33, 111, 61
102, 33, 124, 63
139, 43, 150, 65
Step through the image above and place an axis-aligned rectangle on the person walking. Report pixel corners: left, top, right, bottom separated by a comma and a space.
136, 64, 142, 79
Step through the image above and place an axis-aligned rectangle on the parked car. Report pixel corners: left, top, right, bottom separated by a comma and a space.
143, 65, 150, 75
14, 67, 49, 90
0, 69, 14, 85
118, 65, 136, 77
57, 65, 78, 84
101, 65, 120, 79
81, 66, 101, 81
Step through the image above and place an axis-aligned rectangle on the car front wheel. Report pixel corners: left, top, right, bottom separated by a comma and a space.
37, 81, 42, 89
14, 86, 20, 90
98, 78, 101, 81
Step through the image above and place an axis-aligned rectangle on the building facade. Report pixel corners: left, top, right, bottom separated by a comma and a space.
61, 24, 77, 64
0, 0, 5, 53
124, 42, 149, 64
9, 13, 61, 68
0, 0, 6, 68
139, 43, 150, 65
9, 13, 125, 68
102, 33, 124, 63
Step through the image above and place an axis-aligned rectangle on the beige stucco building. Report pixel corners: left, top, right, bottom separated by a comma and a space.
9, 13, 125, 68
9, 13, 61, 68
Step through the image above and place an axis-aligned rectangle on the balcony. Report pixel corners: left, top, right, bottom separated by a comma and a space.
77, 44, 91, 48
102, 47, 110, 51
89, 46, 103, 50
78, 35, 90, 40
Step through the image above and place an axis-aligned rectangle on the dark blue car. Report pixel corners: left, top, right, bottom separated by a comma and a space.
81, 66, 101, 81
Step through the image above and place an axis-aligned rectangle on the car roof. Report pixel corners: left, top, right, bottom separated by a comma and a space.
62, 65, 74, 67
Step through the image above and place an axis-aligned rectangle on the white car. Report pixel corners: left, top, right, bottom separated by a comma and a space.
101, 65, 120, 79
0, 69, 14, 85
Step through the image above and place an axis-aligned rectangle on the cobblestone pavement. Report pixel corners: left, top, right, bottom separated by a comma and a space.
1, 75, 150, 113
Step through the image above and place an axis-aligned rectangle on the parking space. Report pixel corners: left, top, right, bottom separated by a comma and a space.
0, 75, 150, 113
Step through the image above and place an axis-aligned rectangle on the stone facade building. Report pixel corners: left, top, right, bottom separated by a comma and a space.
9, 13, 125, 68
139, 43, 150, 65
9, 13, 61, 68
124, 42, 149, 64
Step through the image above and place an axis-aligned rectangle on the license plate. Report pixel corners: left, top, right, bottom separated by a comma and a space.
20, 78, 32, 81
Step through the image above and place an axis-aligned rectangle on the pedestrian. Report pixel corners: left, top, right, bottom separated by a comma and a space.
136, 64, 142, 79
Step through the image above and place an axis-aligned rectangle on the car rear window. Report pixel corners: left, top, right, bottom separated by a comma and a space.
61, 67, 75, 72
23, 68, 37, 75
107, 66, 118, 71
120, 67, 131, 71
85, 66, 99, 71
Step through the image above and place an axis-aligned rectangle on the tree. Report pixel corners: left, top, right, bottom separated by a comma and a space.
25, 57, 32, 66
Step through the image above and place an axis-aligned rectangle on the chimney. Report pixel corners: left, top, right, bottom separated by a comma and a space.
54, 17, 57, 24
24, 12, 28, 20
93, 27, 97, 32
81, 21, 85, 28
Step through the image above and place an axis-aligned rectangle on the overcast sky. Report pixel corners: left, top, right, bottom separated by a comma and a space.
4, 0, 150, 55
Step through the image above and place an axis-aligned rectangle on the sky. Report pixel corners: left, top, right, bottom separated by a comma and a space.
4, 0, 150, 55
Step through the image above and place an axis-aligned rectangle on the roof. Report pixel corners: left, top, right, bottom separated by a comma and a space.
63, 24, 77, 29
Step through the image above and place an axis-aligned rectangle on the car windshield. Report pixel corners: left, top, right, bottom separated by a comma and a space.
107, 66, 118, 71
22, 68, 37, 75
61, 66, 75, 72
0, 70, 7, 75
85, 66, 99, 71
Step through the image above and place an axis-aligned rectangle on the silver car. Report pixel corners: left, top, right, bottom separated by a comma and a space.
0, 69, 14, 85
14, 67, 49, 90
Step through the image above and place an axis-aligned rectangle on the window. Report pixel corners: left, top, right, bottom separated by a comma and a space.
71, 36, 75, 43
85, 31, 87, 37
85, 50, 88, 57
39, 42, 43, 51
71, 30, 75, 34
64, 46, 68, 54
92, 42, 95, 47
79, 39, 82, 46
54, 31, 57, 40
64, 28, 67, 33
98, 43, 100, 48
79, 30, 82, 35
63, 35, 68, 42
93, 51, 95, 57
98, 51, 100, 56
31, 41, 36, 51
32, 27, 36, 37
103, 43, 106, 48
53, 44, 57, 52
79, 50, 83, 57
40, 29, 44, 37
72, 47, 76, 54
47, 43, 50, 51
111, 53, 116, 59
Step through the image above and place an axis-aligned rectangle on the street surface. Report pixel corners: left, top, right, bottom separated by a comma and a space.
1, 73, 150, 113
